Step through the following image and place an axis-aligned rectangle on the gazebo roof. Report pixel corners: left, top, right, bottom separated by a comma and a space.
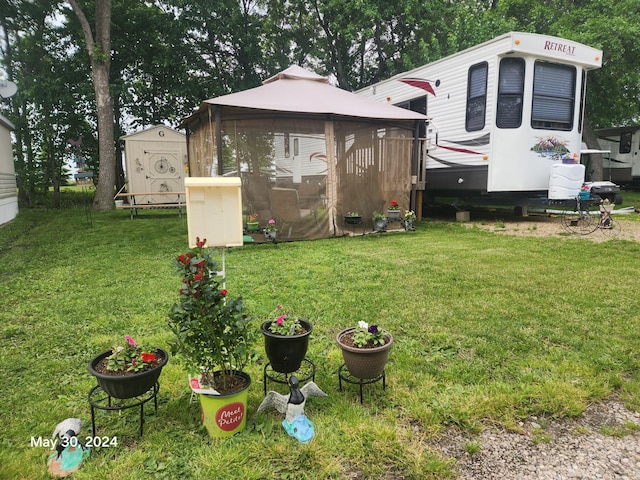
181, 65, 426, 126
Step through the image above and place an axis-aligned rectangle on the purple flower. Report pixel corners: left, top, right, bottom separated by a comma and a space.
368, 325, 379, 334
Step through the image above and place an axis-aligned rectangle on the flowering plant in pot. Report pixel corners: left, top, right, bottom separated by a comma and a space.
247, 212, 260, 232
168, 237, 256, 394
88, 335, 168, 399
262, 304, 313, 374
403, 210, 417, 231
387, 200, 401, 220
336, 321, 393, 379
168, 237, 257, 437
264, 218, 277, 241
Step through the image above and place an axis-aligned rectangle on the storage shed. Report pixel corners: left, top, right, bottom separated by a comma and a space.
179, 66, 426, 241
0, 113, 18, 225
120, 125, 187, 204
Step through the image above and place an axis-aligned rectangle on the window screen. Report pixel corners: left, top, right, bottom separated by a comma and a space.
466, 62, 487, 131
532, 61, 576, 131
496, 58, 525, 128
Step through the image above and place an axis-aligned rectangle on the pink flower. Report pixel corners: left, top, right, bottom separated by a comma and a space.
125, 335, 136, 347
276, 315, 287, 325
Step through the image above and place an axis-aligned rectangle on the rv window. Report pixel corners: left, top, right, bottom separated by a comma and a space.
532, 61, 576, 131
466, 62, 488, 131
496, 58, 525, 128
619, 132, 632, 154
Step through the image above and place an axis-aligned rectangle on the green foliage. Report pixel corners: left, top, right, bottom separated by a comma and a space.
106, 336, 158, 372
351, 321, 387, 348
167, 238, 257, 387
268, 304, 304, 336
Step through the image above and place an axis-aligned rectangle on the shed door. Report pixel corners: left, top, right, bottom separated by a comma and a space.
140, 151, 183, 204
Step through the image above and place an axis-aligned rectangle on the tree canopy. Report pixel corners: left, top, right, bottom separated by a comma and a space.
1, 0, 638, 208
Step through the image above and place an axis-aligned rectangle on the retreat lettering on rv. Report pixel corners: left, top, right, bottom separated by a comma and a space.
544, 40, 575, 56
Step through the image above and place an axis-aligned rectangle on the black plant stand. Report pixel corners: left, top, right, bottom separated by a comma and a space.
88, 383, 159, 437
263, 358, 316, 395
343, 216, 365, 237
337, 364, 385, 404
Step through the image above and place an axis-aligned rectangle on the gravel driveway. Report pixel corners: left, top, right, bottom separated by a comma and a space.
457, 211, 640, 243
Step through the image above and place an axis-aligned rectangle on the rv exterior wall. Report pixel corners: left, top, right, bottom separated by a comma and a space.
596, 127, 640, 185
357, 32, 602, 198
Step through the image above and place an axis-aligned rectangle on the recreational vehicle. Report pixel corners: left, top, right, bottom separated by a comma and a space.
358, 32, 604, 207
595, 126, 640, 187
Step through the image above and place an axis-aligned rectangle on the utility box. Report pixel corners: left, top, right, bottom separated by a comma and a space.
185, 177, 243, 247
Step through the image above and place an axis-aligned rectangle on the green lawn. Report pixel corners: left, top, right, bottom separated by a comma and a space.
1, 206, 639, 479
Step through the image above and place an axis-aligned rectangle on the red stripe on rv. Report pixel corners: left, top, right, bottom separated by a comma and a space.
437, 144, 483, 155
399, 78, 436, 96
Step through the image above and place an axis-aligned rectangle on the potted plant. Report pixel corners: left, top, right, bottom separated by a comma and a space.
168, 237, 257, 437
372, 211, 387, 232
336, 321, 393, 379
344, 211, 362, 225
264, 218, 277, 242
387, 200, 401, 220
403, 210, 417, 231
247, 212, 260, 232
88, 335, 168, 399
261, 304, 312, 374
579, 185, 590, 201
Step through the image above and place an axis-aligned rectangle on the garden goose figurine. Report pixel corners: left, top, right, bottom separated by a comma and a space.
47, 418, 90, 478
257, 376, 327, 443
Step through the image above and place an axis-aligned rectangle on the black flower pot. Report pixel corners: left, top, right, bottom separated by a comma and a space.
88, 348, 168, 399
261, 319, 312, 373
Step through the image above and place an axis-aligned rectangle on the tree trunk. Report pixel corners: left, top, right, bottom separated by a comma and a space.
91, 61, 116, 210
68, 0, 115, 212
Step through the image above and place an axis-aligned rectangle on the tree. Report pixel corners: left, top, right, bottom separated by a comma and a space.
67, 0, 115, 211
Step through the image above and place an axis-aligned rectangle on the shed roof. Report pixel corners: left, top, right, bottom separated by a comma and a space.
181, 65, 427, 127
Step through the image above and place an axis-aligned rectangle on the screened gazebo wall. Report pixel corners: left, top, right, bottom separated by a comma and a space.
186, 113, 415, 241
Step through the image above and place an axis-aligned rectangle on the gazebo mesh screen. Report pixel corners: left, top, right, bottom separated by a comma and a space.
187, 116, 414, 241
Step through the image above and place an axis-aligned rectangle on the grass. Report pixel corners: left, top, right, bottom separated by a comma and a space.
1, 204, 640, 479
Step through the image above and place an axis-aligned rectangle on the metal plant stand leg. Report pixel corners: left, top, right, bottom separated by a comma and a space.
338, 364, 386, 404
88, 383, 159, 437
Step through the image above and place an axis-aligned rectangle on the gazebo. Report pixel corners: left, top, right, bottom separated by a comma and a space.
179, 66, 426, 241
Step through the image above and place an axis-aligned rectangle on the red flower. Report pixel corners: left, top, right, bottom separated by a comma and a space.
194, 273, 204, 282
220, 289, 228, 296
390, 200, 398, 207
141, 352, 156, 363
196, 236, 206, 248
